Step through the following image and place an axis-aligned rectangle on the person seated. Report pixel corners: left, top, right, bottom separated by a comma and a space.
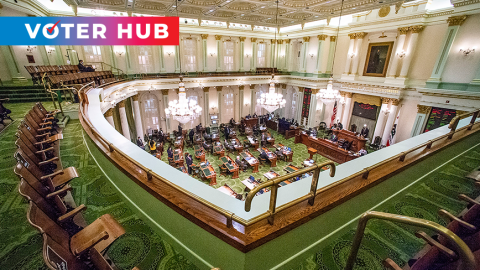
359, 147, 367, 156
78, 60, 95, 72
311, 128, 318, 137
275, 148, 285, 161
203, 141, 212, 152
149, 140, 157, 155
259, 150, 269, 161
252, 113, 258, 118
224, 139, 235, 152
167, 146, 173, 159
235, 156, 247, 172
229, 118, 235, 127
331, 133, 338, 143
246, 114, 251, 119
136, 136, 144, 149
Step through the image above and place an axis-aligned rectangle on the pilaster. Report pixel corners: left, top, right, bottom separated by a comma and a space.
215, 35, 222, 72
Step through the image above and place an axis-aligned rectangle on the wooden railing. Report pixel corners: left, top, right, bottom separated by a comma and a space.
78, 80, 480, 251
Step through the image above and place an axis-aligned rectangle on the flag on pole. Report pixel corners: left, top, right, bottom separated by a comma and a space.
386, 108, 401, 146
330, 101, 337, 127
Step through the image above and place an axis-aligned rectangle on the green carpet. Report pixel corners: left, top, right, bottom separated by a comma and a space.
295, 142, 480, 270
0, 102, 198, 270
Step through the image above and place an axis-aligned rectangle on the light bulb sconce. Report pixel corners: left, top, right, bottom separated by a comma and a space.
166, 51, 173, 57
47, 48, 55, 55
209, 52, 216, 57
396, 50, 406, 59
460, 48, 475, 56
26, 46, 37, 54
245, 54, 251, 58
348, 52, 355, 58
309, 54, 315, 58
116, 51, 124, 56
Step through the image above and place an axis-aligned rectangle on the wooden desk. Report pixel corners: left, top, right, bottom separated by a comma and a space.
285, 127, 300, 140
284, 164, 299, 174
244, 118, 258, 128
295, 133, 358, 164
173, 149, 184, 166
263, 170, 280, 180
240, 151, 259, 173
200, 163, 217, 186
213, 144, 225, 157
217, 184, 238, 198
333, 129, 366, 152
229, 130, 237, 139
308, 147, 317, 159
220, 156, 239, 179
245, 126, 253, 136
194, 145, 206, 162
263, 131, 275, 146
276, 143, 293, 162
174, 136, 184, 150
247, 136, 259, 149
230, 138, 243, 153
266, 120, 278, 131
258, 147, 277, 167
177, 166, 187, 174
211, 133, 220, 142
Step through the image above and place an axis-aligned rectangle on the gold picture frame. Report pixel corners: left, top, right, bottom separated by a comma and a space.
363, 42, 393, 77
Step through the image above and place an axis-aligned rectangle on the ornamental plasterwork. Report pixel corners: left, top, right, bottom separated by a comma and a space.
284, 12, 313, 19
340, 82, 402, 96
378, 6, 390, 17
227, 2, 257, 11
134, 1, 166, 10
258, 7, 287, 15
212, 11, 236, 17
447, 15, 467, 26
87, 0, 123, 5
241, 15, 265, 21
186, 0, 220, 5
417, 104, 431, 114
178, 6, 204, 14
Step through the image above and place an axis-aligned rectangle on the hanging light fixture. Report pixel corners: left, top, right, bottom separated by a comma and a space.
164, 0, 202, 124
257, 1, 286, 113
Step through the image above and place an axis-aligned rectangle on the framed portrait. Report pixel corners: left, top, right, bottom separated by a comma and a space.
26, 55, 35, 63
363, 42, 393, 77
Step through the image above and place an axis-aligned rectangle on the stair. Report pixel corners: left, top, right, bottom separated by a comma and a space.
0, 85, 50, 103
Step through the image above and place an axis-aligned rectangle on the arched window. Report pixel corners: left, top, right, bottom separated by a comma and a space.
257, 42, 266, 67
183, 38, 197, 72
291, 91, 298, 120
137, 46, 154, 73
142, 93, 160, 134
83, 46, 102, 63
224, 40, 234, 71
185, 88, 202, 128
223, 88, 234, 122
255, 86, 266, 115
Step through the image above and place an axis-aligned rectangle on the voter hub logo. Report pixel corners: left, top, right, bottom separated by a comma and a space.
0, 17, 179, 45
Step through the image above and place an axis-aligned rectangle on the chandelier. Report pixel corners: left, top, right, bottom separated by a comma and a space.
317, 78, 342, 103
165, 76, 203, 124
257, 74, 286, 113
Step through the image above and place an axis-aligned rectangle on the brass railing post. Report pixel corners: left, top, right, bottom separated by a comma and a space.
267, 184, 278, 225
308, 166, 322, 206
345, 211, 476, 270
468, 111, 479, 130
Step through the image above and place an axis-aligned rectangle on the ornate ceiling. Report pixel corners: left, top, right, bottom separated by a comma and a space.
75, 0, 411, 27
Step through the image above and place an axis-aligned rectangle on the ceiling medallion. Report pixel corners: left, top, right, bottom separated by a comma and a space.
227, 1, 257, 10
284, 12, 313, 19
378, 6, 390, 17
135, 1, 166, 10
185, 0, 220, 6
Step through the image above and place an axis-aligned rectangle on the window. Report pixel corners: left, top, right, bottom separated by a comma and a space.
186, 89, 202, 128
183, 38, 197, 72
223, 89, 234, 121
83, 46, 102, 63
255, 87, 265, 115
291, 92, 298, 119
224, 40, 234, 71
257, 42, 266, 67
143, 94, 160, 134
137, 46, 153, 73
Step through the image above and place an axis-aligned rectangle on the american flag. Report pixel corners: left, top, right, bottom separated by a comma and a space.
330, 101, 337, 127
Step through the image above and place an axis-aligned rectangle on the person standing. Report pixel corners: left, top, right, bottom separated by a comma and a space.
189, 129, 195, 145
178, 124, 183, 136
149, 140, 156, 156
136, 137, 144, 149
224, 125, 230, 140
186, 153, 193, 175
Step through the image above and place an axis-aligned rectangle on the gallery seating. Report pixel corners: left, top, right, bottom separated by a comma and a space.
24, 64, 116, 87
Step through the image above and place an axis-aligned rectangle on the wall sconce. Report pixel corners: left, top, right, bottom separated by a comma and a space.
460, 48, 475, 56
381, 108, 391, 115
396, 50, 406, 58
166, 51, 173, 57
209, 106, 218, 115
245, 54, 251, 58
309, 54, 315, 58
26, 46, 37, 54
348, 52, 355, 58
47, 48, 55, 55
116, 51, 124, 56
209, 52, 216, 57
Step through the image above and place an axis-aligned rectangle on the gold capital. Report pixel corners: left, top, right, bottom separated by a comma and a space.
303, 36, 310, 42
277, 40, 283, 44
281, 83, 287, 89
201, 34, 208, 39
317, 35, 328, 41
345, 92, 353, 98
348, 33, 356, 39
132, 94, 139, 101
311, 89, 319, 95
202, 87, 209, 93
355, 32, 367, 39
118, 100, 126, 108
330, 36, 337, 42
298, 87, 305, 92
215, 35, 222, 40
391, 98, 400, 106
216, 86, 223, 91
284, 39, 291, 43
161, 89, 169, 96
239, 85, 244, 90
398, 27, 409, 35
417, 104, 431, 114
104, 108, 113, 117
381, 97, 391, 104
239, 36, 246, 42
251, 37, 257, 42
409, 25, 425, 33
447, 15, 467, 26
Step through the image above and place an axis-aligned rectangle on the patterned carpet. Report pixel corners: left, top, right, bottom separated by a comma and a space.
0, 102, 198, 270
295, 142, 480, 270
158, 131, 330, 196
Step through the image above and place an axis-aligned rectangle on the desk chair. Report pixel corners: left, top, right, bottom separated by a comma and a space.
219, 165, 228, 176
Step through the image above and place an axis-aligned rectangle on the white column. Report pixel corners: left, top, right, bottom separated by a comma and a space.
373, 100, 390, 139
382, 101, 399, 145
0, 46, 27, 83
410, 105, 431, 137
251, 38, 257, 71
216, 35, 222, 72
203, 88, 209, 126
158, 46, 166, 73
250, 85, 256, 115
174, 45, 180, 73
132, 95, 143, 138
201, 34, 208, 72
270, 39, 276, 68
300, 37, 310, 73
296, 89, 304, 122
315, 35, 327, 74
326, 37, 336, 74
239, 37, 245, 71
307, 90, 318, 128
399, 26, 424, 78
387, 28, 408, 78
162, 90, 171, 132
105, 109, 115, 127
239, 86, 244, 118
344, 34, 356, 74
284, 39, 291, 72
341, 93, 353, 127
118, 101, 131, 141
351, 32, 367, 75
217, 87, 223, 123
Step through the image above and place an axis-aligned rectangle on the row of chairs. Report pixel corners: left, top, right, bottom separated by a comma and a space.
13, 102, 135, 270
25, 65, 81, 85
383, 167, 480, 270
48, 71, 115, 88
